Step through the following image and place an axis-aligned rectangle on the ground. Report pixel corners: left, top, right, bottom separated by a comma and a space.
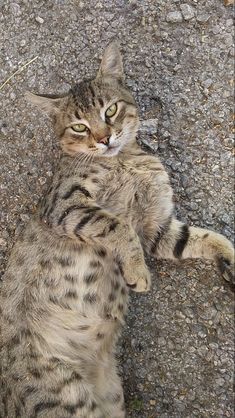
0, 1, 234, 417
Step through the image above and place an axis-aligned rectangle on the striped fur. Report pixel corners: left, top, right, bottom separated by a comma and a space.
1, 43, 234, 418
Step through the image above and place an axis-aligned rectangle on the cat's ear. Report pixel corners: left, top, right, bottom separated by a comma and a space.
25, 92, 64, 115
96, 42, 124, 81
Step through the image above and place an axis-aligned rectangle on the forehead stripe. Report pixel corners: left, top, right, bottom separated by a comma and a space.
75, 110, 82, 119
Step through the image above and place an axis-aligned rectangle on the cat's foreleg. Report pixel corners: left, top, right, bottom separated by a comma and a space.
45, 198, 151, 292
147, 217, 234, 285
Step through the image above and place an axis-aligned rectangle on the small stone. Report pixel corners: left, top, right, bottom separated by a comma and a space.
157, 337, 166, 346
180, 4, 195, 20
224, 34, 233, 47
226, 18, 233, 27
166, 11, 183, 23
10, 3, 21, 15
20, 214, 30, 222
140, 119, 158, 134
20, 39, 26, 47
39, 177, 47, 185
220, 213, 230, 225
0, 238, 7, 249
173, 399, 186, 412
201, 78, 213, 89
224, 0, 234, 5
197, 345, 208, 357
0, 126, 7, 135
150, 399, 156, 406
147, 373, 154, 382
35, 16, 44, 24
175, 310, 186, 319
78, 1, 85, 8
212, 25, 221, 35
215, 378, 225, 386
196, 13, 210, 23
10, 92, 16, 100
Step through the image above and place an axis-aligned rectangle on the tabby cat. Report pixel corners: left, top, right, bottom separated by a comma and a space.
0, 43, 234, 418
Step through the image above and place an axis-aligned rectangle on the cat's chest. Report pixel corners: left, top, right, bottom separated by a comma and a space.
64, 154, 162, 216
93, 164, 138, 215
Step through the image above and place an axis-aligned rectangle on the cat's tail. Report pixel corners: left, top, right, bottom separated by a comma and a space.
151, 217, 234, 286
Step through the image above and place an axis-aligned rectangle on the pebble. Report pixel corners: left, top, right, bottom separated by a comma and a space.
220, 213, 231, 225
35, 16, 44, 24
226, 19, 233, 27
10, 3, 21, 16
216, 378, 225, 387
197, 13, 210, 23
0, 126, 8, 136
166, 11, 183, 23
180, 4, 195, 20
157, 337, 166, 346
140, 119, 158, 135
38, 177, 47, 185
201, 78, 213, 88
0, 238, 7, 249
20, 214, 30, 222
10, 92, 16, 100
224, 34, 233, 47
173, 399, 186, 412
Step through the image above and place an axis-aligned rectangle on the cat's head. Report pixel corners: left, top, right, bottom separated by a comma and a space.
27, 43, 139, 158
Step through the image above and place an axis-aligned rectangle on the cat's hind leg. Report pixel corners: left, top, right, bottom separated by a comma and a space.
148, 218, 234, 286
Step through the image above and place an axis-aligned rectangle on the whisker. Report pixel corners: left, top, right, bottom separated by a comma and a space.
67, 153, 82, 176
72, 150, 97, 173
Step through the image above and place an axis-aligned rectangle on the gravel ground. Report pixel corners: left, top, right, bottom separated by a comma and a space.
0, 1, 234, 417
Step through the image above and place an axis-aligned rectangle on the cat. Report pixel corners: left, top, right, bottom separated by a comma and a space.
0, 42, 234, 418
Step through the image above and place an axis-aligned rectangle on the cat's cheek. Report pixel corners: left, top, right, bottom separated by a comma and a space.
61, 142, 88, 156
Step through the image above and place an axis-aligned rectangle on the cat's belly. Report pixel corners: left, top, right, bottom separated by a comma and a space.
33, 244, 128, 362
2, 220, 128, 364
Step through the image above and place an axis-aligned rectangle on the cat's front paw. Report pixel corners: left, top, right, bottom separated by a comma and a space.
124, 262, 151, 292
215, 238, 234, 289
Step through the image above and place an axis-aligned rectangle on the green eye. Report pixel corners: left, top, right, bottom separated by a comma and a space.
105, 103, 117, 118
71, 124, 87, 133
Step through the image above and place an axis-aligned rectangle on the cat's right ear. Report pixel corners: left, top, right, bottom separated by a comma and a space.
25, 92, 64, 115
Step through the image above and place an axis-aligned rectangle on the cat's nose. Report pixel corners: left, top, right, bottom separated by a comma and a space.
98, 136, 110, 145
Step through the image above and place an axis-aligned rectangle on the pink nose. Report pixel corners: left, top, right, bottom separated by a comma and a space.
98, 136, 110, 145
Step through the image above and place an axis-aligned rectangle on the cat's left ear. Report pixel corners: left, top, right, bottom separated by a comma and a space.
96, 42, 124, 81
25, 92, 65, 115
